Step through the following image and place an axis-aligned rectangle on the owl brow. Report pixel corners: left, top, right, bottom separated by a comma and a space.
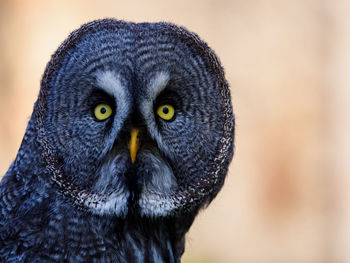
95, 70, 123, 98
89, 88, 115, 103
139, 71, 170, 126
95, 70, 130, 118
147, 71, 170, 102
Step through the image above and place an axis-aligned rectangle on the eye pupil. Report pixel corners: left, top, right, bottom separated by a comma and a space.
100, 107, 107, 114
162, 107, 169, 114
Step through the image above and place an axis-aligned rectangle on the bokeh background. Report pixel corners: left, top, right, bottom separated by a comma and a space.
0, 0, 349, 262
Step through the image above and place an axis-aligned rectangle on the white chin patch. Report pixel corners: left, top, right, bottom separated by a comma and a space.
86, 151, 130, 216
83, 191, 129, 216
137, 150, 178, 217
139, 192, 176, 217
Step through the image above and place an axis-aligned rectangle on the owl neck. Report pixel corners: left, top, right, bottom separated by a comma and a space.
1, 176, 191, 262
1, 116, 195, 262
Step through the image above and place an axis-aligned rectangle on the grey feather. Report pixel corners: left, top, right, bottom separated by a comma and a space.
0, 19, 235, 262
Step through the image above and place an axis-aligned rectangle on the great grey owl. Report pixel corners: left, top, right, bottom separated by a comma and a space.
0, 19, 234, 262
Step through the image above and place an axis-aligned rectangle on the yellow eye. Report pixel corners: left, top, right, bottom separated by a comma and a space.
94, 103, 112, 121
157, 104, 175, 121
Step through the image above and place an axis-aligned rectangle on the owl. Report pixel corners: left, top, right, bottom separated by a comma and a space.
0, 19, 234, 262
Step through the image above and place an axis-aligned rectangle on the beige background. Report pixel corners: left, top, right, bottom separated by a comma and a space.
0, 0, 349, 262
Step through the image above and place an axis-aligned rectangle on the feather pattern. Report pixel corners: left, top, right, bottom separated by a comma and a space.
0, 19, 234, 262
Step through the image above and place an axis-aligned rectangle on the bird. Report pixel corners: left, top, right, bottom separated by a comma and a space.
0, 19, 235, 262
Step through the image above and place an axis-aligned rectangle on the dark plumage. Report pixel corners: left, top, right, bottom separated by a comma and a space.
0, 19, 235, 262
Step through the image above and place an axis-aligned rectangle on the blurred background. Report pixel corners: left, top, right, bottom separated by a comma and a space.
0, 0, 349, 262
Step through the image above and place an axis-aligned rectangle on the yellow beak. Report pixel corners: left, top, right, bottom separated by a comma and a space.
129, 128, 140, 163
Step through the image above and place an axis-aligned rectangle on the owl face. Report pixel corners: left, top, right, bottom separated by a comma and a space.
38, 20, 234, 217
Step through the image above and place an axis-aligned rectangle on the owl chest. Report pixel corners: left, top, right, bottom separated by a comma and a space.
38, 227, 176, 262
3, 215, 178, 263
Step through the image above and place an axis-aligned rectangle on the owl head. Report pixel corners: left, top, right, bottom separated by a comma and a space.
35, 19, 235, 218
